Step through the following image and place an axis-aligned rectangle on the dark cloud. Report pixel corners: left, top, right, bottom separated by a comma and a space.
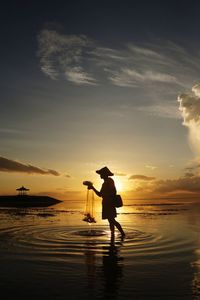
154, 174, 200, 194
184, 172, 195, 178
0, 156, 60, 176
185, 163, 200, 172
129, 175, 155, 181
65, 174, 71, 178
129, 170, 200, 196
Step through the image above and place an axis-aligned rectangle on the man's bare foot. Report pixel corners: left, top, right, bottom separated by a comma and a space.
121, 232, 125, 240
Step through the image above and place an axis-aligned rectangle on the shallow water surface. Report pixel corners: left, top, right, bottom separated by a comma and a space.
0, 200, 200, 299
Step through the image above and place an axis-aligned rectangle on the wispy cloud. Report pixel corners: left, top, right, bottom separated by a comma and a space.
89, 47, 126, 61
129, 174, 156, 181
115, 172, 127, 176
37, 28, 200, 119
137, 104, 181, 119
38, 29, 200, 89
37, 29, 97, 85
109, 68, 178, 87
101, 41, 200, 89
128, 44, 164, 59
145, 165, 157, 170
65, 67, 97, 85
0, 156, 61, 176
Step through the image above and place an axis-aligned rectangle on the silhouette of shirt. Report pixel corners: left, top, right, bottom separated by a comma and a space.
100, 178, 117, 219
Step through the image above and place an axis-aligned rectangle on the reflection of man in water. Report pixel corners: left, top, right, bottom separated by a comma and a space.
101, 235, 124, 299
84, 235, 124, 299
84, 240, 97, 299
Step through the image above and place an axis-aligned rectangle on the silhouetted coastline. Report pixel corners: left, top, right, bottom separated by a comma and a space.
0, 195, 62, 207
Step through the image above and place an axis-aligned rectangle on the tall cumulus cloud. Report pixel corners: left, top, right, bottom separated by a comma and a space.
178, 83, 200, 153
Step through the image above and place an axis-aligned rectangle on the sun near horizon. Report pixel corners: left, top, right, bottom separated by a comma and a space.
1, 2, 200, 204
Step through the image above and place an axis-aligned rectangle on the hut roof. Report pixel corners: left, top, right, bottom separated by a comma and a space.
16, 186, 29, 191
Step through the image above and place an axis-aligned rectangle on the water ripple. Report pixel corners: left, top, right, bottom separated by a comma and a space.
0, 224, 197, 265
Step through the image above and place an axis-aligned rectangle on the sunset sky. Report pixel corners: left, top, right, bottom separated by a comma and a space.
1, 0, 200, 200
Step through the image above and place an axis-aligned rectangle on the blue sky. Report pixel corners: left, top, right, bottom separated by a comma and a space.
1, 1, 200, 199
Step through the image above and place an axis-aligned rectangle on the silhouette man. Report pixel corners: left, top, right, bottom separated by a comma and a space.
88, 166, 125, 238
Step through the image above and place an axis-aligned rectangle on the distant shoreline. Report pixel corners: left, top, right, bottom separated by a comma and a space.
0, 195, 62, 207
